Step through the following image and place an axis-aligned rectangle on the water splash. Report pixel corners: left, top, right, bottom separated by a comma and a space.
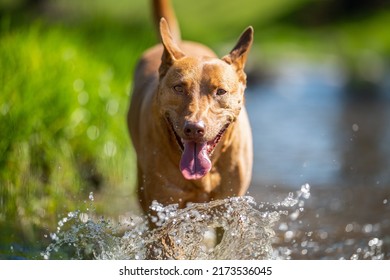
42, 192, 119, 260
140, 196, 279, 260
42, 183, 388, 260
43, 183, 387, 260
43, 195, 286, 260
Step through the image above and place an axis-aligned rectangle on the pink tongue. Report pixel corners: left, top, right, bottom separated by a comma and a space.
180, 141, 211, 180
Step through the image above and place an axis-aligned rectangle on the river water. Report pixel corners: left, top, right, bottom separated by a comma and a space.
246, 60, 390, 259
42, 61, 390, 260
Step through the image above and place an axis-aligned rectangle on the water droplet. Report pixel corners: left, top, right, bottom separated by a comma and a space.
284, 231, 294, 241
104, 141, 117, 157
363, 224, 373, 233
301, 183, 310, 193
345, 223, 353, 232
79, 213, 88, 223
281, 192, 298, 207
278, 223, 288, 231
87, 125, 100, 141
319, 231, 328, 240
73, 79, 85, 92
68, 212, 76, 218
106, 99, 119, 116
50, 233, 58, 241
350, 254, 359, 260
368, 238, 379, 247
352, 123, 359, 132
70, 107, 91, 125
78, 91, 89, 105
289, 209, 300, 221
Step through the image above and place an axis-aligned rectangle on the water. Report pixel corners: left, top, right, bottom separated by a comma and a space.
246, 61, 390, 189
42, 185, 388, 260
42, 193, 285, 260
245, 60, 390, 259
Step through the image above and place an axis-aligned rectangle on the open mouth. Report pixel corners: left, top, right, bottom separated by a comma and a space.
165, 117, 229, 180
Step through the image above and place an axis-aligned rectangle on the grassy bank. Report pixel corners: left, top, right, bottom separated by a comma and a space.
0, 17, 155, 256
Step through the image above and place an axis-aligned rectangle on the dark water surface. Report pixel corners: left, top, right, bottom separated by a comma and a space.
246, 61, 390, 259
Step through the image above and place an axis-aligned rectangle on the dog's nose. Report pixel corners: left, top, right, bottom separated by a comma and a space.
184, 121, 205, 138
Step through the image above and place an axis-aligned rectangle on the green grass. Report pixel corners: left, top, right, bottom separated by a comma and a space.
0, 16, 155, 253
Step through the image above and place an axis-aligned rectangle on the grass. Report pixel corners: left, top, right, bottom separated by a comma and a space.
0, 0, 389, 258
0, 16, 155, 254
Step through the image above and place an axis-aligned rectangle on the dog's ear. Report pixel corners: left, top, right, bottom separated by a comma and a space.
222, 26, 254, 75
159, 18, 185, 77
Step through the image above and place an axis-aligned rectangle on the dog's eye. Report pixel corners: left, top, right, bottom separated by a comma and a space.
173, 85, 184, 93
216, 88, 227, 96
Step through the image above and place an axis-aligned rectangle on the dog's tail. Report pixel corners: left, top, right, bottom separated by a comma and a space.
152, 0, 181, 42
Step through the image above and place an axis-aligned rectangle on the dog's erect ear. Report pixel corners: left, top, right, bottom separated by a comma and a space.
222, 26, 254, 73
159, 18, 185, 77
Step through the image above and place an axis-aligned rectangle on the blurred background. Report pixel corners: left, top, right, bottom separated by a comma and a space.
1, 0, 389, 259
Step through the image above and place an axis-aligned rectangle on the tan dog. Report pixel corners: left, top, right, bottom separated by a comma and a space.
128, 0, 254, 222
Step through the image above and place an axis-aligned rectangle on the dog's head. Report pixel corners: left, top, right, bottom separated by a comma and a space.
157, 18, 253, 180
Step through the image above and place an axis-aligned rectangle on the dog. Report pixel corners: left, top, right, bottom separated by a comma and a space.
128, 0, 254, 223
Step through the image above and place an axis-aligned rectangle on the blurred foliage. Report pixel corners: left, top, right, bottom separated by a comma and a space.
0, 0, 390, 258
0, 15, 152, 254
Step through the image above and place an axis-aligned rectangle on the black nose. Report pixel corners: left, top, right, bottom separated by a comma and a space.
184, 121, 205, 138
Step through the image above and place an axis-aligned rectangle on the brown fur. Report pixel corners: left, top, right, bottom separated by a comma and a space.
128, 0, 254, 222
